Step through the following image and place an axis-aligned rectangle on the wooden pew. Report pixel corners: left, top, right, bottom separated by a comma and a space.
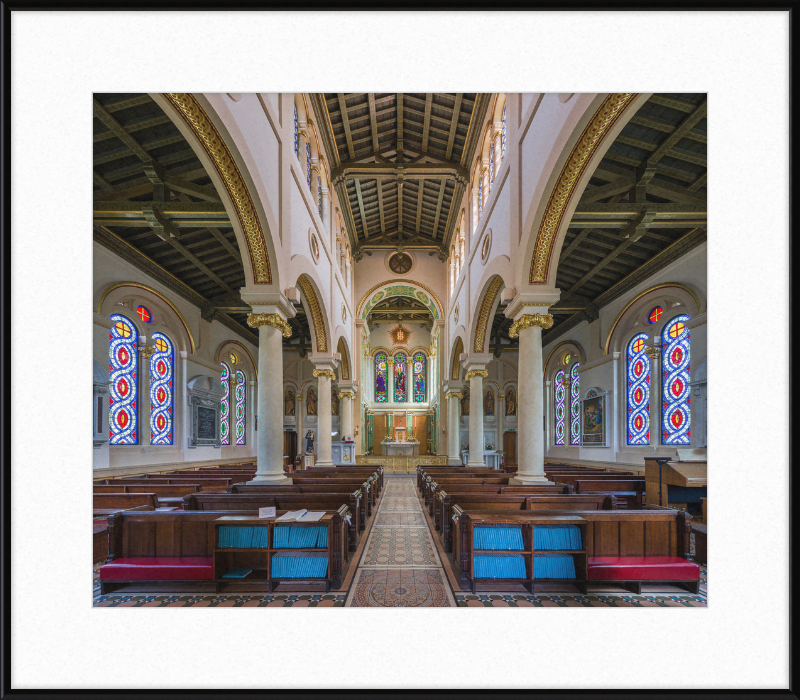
573, 479, 645, 494
183, 493, 361, 551
95, 483, 202, 510
93, 493, 160, 510
450, 508, 696, 593
302, 467, 384, 493
290, 476, 379, 510
102, 477, 234, 492
439, 494, 616, 552
100, 508, 347, 594
421, 477, 513, 507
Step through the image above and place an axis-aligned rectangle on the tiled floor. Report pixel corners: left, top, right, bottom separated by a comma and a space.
92, 473, 707, 608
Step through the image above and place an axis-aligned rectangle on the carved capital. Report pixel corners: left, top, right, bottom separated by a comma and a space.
464, 369, 488, 381
247, 312, 292, 337
445, 391, 463, 401
338, 390, 356, 400
140, 344, 155, 359
313, 368, 336, 380
644, 346, 661, 360
508, 313, 554, 338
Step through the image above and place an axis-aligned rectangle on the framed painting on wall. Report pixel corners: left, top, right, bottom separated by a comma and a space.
581, 389, 607, 446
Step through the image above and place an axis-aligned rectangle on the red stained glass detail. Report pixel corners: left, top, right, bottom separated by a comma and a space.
117, 347, 129, 365
157, 387, 166, 403
671, 378, 684, 396
157, 360, 166, 375
648, 307, 663, 324
671, 412, 683, 428
671, 347, 683, 364
117, 412, 128, 428
136, 306, 151, 323
634, 388, 643, 403
157, 415, 166, 430
117, 378, 128, 397
634, 415, 643, 430
633, 360, 643, 377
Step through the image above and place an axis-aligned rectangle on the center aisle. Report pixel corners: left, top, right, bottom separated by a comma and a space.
345, 476, 457, 607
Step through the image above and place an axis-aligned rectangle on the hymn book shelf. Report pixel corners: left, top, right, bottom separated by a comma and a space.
212, 515, 342, 592
462, 514, 588, 594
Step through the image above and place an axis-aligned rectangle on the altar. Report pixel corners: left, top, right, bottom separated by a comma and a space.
383, 441, 419, 456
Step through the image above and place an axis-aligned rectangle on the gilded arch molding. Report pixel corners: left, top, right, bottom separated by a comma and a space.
337, 336, 351, 380
357, 279, 444, 320
162, 93, 273, 285
528, 93, 638, 285
472, 275, 505, 353
97, 281, 196, 354
451, 336, 464, 381
296, 274, 329, 353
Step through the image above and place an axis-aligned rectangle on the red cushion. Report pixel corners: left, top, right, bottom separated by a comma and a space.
588, 556, 700, 581
100, 557, 213, 581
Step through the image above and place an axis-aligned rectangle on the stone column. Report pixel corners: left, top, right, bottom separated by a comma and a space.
446, 391, 462, 465
509, 312, 554, 485
139, 338, 154, 445
387, 357, 395, 403
339, 389, 355, 438
466, 368, 488, 467
246, 312, 292, 484
314, 366, 336, 467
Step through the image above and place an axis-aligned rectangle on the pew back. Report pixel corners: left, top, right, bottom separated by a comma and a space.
93, 493, 160, 510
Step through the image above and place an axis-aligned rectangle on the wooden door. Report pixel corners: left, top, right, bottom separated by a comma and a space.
373, 414, 387, 454
503, 431, 517, 465
416, 415, 428, 455
283, 431, 297, 467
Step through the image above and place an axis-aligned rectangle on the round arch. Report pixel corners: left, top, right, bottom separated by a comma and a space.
543, 340, 587, 380
336, 335, 352, 381
155, 93, 280, 290
470, 274, 506, 354
357, 279, 444, 320
296, 273, 331, 354
215, 340, 258, 382
449, 335, 465, 382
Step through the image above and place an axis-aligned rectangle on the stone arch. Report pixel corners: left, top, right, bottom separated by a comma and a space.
450, 335, 465, 381
470, 274, 506, 354
543, 340, 586, 380
336, 335, 352, 381
295, 273, 331, 354
519, 93, 650, 290
215, 340, 258, 382
155, 93, 281, 289
97, 281, 195, 354
357, 279, 444, 320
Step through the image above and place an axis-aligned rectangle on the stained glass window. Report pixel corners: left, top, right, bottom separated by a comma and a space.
149, 332, 173, 445
294, 106, 299, 157
229, 352, 238, 365
306, 143, 311, 189
109, 314, 138, 445
554, 369, 565, 446
478, 183, 483, 217
570, 363, 580, 445
627, 332, 651, 445
318, 176, 322, 216
489, 142, 495, 185
235, 369, 246, 445
413, 352, 426, 403
563, 353, 571, 366
374, 352, 388, 403
220, 362, 231, 446
662, 315, 691, 445
648, 306, 663, 324
394, 352, 407, 403
136, 305, 151, 323
501, 104, 506, 159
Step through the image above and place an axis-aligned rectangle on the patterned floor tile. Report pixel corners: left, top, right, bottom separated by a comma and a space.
349, 568, 453, 607
94, 594, 347, 607
360, 527, 439, 567
454, 593, 707, 607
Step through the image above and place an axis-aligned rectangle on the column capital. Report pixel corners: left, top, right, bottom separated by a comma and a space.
445, 391, 463, 401
140, 343, 155, 359
508, 313, 553, 338
337, 389, 356, 400
504, 291, 560, 319
247, 312, 292, 337
464, 369, 488, 381
313, 368, 336, 380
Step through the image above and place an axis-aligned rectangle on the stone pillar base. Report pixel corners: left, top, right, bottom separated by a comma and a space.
315, 460, 335, 468
508, 475, 552, 485
247, 475, 292, 485
447, 457, 463, 466
467, 460, 487, 468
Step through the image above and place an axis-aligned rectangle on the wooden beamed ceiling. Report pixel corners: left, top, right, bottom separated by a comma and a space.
542, 92, 708, 344
92, 92, 310, 348
314, 92, 492, 259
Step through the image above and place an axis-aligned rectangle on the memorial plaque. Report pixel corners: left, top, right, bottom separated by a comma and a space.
197, 406, 217, 440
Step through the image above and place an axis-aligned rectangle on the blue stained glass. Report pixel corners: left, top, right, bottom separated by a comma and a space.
627, 333, 651, 445
570, 363, 580, 445
306, 143, 311, 188
374, 352, 388, 403
662, 315, 691, 445
109, 314, 138, 445
235, 369, 246, 445
413, 352, 426, 403
501, 104, 506, 158
554, 369, 565, 445
220, 362, 230, 445
478, 183, 483, 216
294, 106, 298, 157
489, 142, 495, 185
394, 353, 407, 403
318, 176, 322, 216
149, 332, 174, 445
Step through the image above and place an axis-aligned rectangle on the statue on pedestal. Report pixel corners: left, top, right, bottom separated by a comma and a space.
305, 430, 315, 453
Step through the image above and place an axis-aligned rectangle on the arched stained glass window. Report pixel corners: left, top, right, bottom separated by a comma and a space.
109, 314, 138, 445
413, 352, 426, 403
648, 306, 663, 324
501, 104, 506, 159
136, 305, 151, 323
235, 369, 246, 445
662, 315, 691, 445
318, 176, 322, 216
220, 362, 231, 446
489, 142, 495, 185
569, 363, 580, 445
627, 333, 651, 445
306, 143, 312, 188
294, 106, 299, 157
394, 352, 407, 403
374, 352, 388, 403
554, 369, 565, 445
149, 333, 173, 445
478, 182, 483, 217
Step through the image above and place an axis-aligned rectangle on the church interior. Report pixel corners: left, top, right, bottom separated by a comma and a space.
91, 91, 707, 609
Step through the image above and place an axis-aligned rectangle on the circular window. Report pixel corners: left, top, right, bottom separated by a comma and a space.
481, 229, 492, 262
229, 352, 238, 365
389, 252, 413, 274
563, 353, 571, 366
136, 305, 151, 323
454, 304, 459, 324
310, 232, 319, 262
648, 306, 663, 324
